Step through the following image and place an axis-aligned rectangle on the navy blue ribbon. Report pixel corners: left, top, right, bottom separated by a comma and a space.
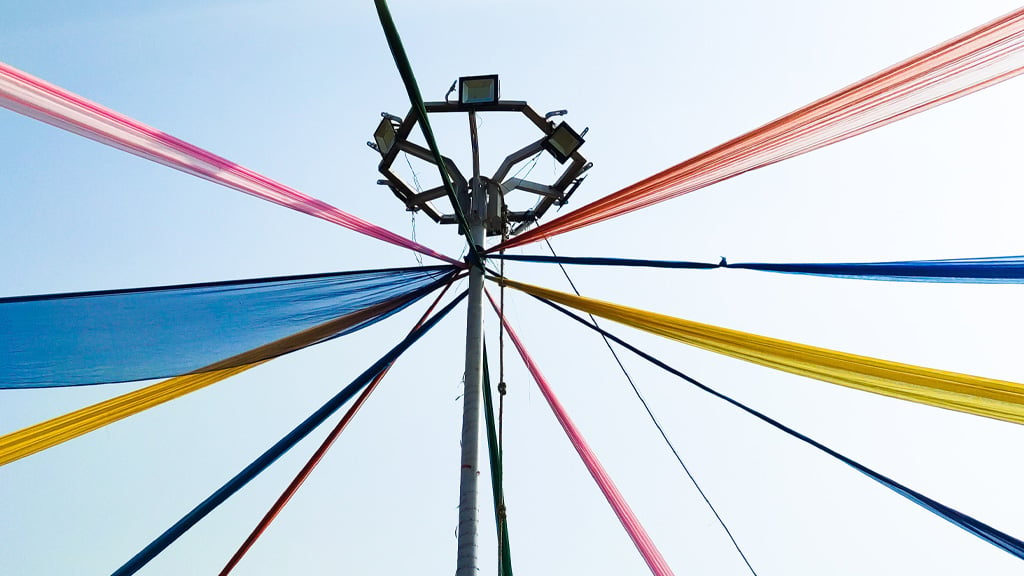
494, 253, 1024, 284
534, 295, 1024, 561
113, 290, 467, 576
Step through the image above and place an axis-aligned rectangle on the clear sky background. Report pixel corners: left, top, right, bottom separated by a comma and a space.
2, 1, 1024, 574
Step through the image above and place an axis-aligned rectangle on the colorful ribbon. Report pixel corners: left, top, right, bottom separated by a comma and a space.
112, 291, 466, 576
723, 255, 1024, 284
482, 345, 514, 576
486, 290, 675, 576
494, 253, 1024, 284
498, 8, 1024, 250
0, 285, 448, 467
500, 278, 1024, 425
536, 295, 1024, 562
218, 281, 456, 575
0, 61, 459, 265
374, 0, 478, 261
0, 265, 454, 387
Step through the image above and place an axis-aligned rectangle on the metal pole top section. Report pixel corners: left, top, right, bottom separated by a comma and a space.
456, 110, 486, 576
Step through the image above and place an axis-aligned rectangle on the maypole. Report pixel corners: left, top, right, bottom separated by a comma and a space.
368, 59, 590, 573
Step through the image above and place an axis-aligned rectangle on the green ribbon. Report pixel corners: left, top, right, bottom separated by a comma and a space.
373, 0, 485, 267
483, 345, 513, 576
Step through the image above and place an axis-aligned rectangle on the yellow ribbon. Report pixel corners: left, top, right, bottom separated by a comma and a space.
0, 363, 262, 466
0, 292, 426, 467
502, 278, 1024, 425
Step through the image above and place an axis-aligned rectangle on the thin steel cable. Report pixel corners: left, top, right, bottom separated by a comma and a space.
509, 151, 543, 181
498, 215, 511, 453
498, 265, 506, 451
404, 152, 425, 266
410, 211, 423, 266
537, 231, 759, 576
496, 185, 512, 575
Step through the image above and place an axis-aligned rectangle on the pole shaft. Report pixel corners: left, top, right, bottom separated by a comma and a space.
456, 111, 485, 576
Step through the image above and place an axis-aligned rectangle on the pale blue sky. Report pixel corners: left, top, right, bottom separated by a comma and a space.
2, 1, 1024, 574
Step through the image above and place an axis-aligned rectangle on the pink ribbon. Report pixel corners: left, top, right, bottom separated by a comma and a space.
0, 61, 459, 266
486, 289, 675, 576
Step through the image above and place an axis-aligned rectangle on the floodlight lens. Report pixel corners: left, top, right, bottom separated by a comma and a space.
461, 78, 497, 104
549, 126, 579, 157
374, 119, 397, 154
548, 125, 582, 162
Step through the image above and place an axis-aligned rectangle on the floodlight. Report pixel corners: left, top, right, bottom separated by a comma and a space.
373, 117, 397, 155
459, 74, 500, 106
543, 122, 584, 163
372, 83, 589, 234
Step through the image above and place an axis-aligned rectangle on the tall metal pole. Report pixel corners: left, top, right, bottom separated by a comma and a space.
456, 110, 485, 576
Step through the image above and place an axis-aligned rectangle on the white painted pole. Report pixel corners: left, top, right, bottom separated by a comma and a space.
456, 110, 485, 576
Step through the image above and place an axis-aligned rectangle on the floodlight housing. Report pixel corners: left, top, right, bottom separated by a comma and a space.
373, 117, 397, 155
543, 121, 584, 164
373, 96, 590, 235
459, 74, 500, 106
